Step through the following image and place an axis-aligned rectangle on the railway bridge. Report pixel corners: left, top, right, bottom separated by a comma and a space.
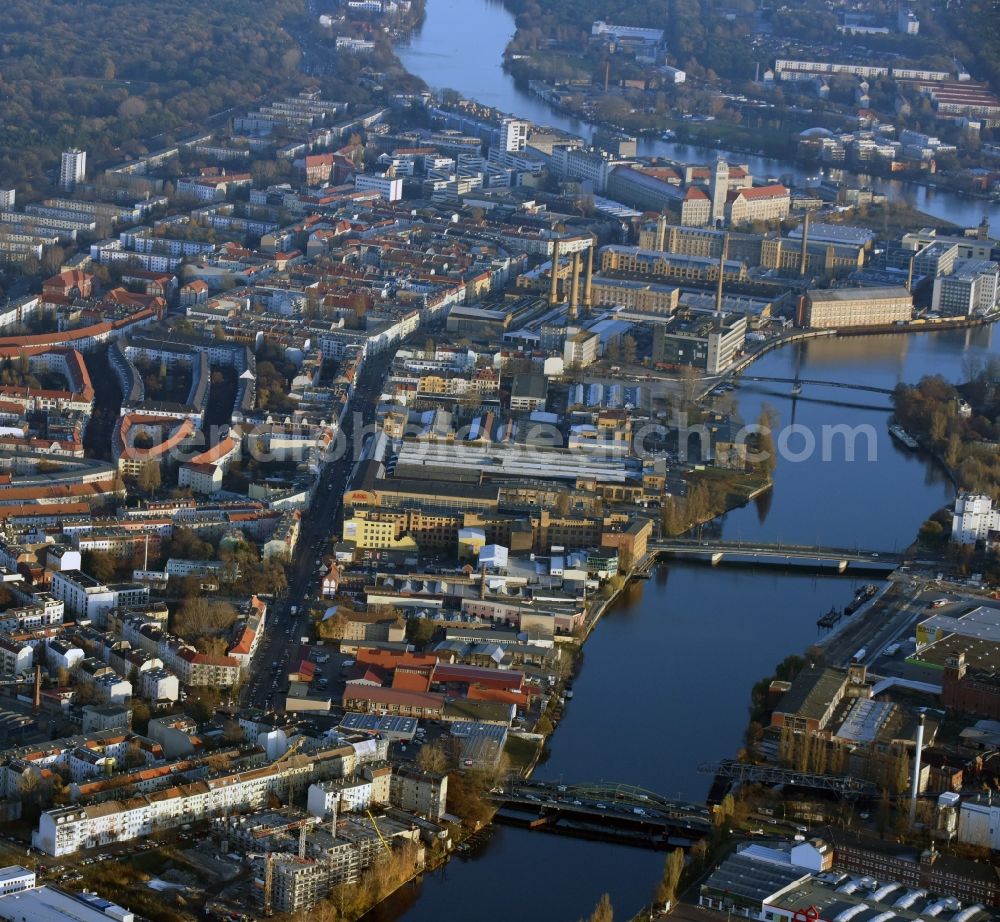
489, 780, 711, 850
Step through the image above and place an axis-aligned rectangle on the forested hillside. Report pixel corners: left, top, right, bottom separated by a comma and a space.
0, 0, 307, 191
503, 0, 756, 82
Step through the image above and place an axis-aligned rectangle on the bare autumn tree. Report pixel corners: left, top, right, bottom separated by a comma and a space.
174, 598, 238, 639
684, 481, 710, 525
137, 460, 161, 494
661, 495, 684, 536
221, 719, 245, 745
652, 847, 684, 907
416, 742, 449, 773
580, 894, 614, 922
83, 550, 118, 583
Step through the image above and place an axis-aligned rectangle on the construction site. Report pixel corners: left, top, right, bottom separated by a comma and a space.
213, 805, 434, 916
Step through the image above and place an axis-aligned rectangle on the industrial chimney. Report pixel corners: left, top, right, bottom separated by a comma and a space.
583, 241, 594, 315
715, 234, 729, 320
909, 712, 925, 825
549, 238, 561, 307
656, 214, 667, 251
33, 665, 41, 711
569, 250, 581, 321
799, 211, 810, 277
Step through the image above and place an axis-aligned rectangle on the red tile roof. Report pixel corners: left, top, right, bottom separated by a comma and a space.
729, 183, 789, 201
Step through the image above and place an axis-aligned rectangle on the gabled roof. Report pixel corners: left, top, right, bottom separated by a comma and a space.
728, 183, 789, 201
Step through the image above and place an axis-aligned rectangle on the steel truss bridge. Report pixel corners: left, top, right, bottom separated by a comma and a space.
699, 759, 879, 796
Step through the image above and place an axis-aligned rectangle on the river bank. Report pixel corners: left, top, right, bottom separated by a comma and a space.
522, 79, 1000, 202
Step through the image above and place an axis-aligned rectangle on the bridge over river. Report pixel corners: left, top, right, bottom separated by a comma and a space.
700, 759, 880, 798
649, 539, 903, 572
734, 375, 896, 396
490, 780, 711, 850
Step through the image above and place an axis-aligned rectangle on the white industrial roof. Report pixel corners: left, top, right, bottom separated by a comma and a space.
0, 885, 134, 922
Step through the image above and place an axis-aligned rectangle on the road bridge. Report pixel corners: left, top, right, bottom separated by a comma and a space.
651, 539, 901, 572
489, 780, 711, 850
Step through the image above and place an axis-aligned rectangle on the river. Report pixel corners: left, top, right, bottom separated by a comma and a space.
377, 5, 1000, 920
397, 0, 1000, 230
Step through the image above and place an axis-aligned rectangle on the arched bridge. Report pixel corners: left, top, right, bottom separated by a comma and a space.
490, 779, 711, 837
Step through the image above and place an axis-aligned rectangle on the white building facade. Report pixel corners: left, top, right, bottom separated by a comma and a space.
952, 492, 1000, 544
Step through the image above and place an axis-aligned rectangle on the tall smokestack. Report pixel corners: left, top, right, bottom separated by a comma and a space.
715, 233, 729, 320
33, 665, 40, 711
569, 250, 581, 321
549, 239, 560, 306
799, 211, 810, 277
583, 242, 594, 315
906, 252, 915, 292
909, 712, 925, 825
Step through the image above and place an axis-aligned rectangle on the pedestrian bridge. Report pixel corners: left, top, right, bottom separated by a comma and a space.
651, 539, 902, 572
735, 375, 896, 396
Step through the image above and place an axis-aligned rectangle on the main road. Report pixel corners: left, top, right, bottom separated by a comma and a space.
241, 349, 395, 710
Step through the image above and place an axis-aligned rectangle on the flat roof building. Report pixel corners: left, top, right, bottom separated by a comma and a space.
787, 221, 874, 248
509, 374, 548, 412
0, 867, 34, 897
800, 286, 912, 329
932, 259, 999, 316
0, 882, 134, 922
392, 438, 632, 484
651, 309, 747, 374
339, 713, 418, 740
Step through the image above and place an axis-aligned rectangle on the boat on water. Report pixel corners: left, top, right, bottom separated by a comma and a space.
817, 606, 842, 628
844, 583, 878, 616
889, 424, 919, 449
